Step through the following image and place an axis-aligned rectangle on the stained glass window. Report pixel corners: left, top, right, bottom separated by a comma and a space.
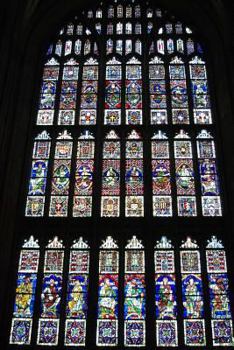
152, 131, 172, 217
37, 237, 64, 345
10, 237, 40, 345
26, 131, 51, 217
65, 238, 90, 346
125, 130, 144, 217
73, 130, 95, 217
104, 57, 122, 126
197, 129, 222, 216
155, 237, 178, 346
97, 237, 119, 346
49, 130, 72, 217
180, 237, 206, 346
124, 236, 145, 346
25, 1, 223, 218
175, 130, 197, 216
15, 2, 234, 349
125, 57, 142, 125
80, 58, 99, 125
101, 130, 120, 217
10, 235, 234, 347
206, 236, 233, 346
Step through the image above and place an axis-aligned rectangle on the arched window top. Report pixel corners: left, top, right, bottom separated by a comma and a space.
25, 0, 222, 218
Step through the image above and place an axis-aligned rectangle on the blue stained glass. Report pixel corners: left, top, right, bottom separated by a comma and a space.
53, 161, 71, 177
155, 274, 177, 319
210, 298, 231, 319
182, 274, 203, 296
52, 177, 70, 195
182, 274, 204, 318
150, 94, 167, 108
16, 273, 37, 293
126, 80, 142, 94
199, 159, 217, 174
98, 275, 118, 298
106, 66, 121, 80
171, 80, 187, 95
98, 274, 118, 319
150, 81, 166, 94
124, 298, 146, 319
98, 297, 118, 319
191, 80, 208, 94
67, 275, 89, 293
40, 274, 62, 318
97, 320, 117, 345
38, 319, 59, 345
14, 294, 35, 317
61, 81, 77, 94
10, 319, 32, 345
40, 94, 55, 109
169, 65, 185, 79
124, 275, 145, 298
41, 81, 56, 94
208, 273, 229, 295
212, 320, 233, 345
156, 320, 178, 346
31, 160, 48, 178
28, 178, 47, 195
125, 321, 145, 346
184, 320, 206, 345
66, 292, 88, 318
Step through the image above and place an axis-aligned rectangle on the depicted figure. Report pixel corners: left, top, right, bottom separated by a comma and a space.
77, 165, 93, 192
15, 275, 33, 316
125, 277, 145, 319
184, 277, 202, 318
41, 277, 61, 317
99, 277, 117, 319
210, 277, 229, 318
127, 166, 143, 186
157, 277, 175, 319
68, 279, 85, 318
103, 167, 119, 187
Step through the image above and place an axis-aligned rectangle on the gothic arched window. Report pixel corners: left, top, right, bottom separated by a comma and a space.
25, 0, 222, 219
9, 1, 233, 349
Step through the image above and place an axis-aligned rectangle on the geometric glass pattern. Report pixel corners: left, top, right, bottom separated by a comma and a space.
25, 0, 223, 218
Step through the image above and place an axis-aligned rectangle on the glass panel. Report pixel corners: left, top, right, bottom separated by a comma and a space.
37, 238, 64, 345
65, 239, 90, 346
96, 237, 119, 346
124, 237, 145, 346
10, 238, 40, 345
180, 238, 206, 346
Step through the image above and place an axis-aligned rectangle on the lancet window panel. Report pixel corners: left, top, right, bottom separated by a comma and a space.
10, 235, 233, 347
25, 1, 223, 218
96, 237, 119, 346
